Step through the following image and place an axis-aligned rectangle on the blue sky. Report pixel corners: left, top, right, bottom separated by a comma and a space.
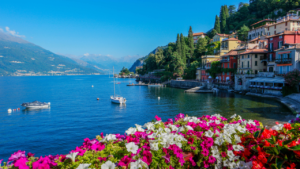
0, 0, 248, 58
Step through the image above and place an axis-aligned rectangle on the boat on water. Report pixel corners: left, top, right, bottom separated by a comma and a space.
148, 84, 162, 87
111, 67, 126, 104
21, 101, 50, 109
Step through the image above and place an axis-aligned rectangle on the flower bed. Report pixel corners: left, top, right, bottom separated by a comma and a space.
1, 114, 300, 169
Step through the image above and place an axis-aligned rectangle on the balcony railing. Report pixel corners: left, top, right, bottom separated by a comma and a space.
275, 58, 292, 64
220, 59, 229, 63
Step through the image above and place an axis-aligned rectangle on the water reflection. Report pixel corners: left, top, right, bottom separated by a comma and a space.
22, 107, 51, 114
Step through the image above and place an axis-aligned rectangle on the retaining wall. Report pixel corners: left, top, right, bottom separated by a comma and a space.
170, 80, 202, 89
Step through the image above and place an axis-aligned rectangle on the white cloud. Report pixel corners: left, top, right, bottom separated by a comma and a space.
5, 27, 25, 38
83, 53, 89, 56
0, 28, 3, 32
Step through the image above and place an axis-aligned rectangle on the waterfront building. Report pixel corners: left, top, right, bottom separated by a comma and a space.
237, 48, 268, 74
265, 10, 300, 36
274, 43, 300, 75
248, 19, 275, 40
217, 50, 238, 83
212, 34, 229, 43
197, 55, 220, 81
220, 38, 242, 55
193, 32, 207, 44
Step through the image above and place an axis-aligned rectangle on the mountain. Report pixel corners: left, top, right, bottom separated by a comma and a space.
0, 31, 101, 76
66, 54, 141, 73
129, 46, 167, 73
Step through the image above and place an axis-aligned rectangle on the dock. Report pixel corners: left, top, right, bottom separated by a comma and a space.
127, 83, 149, 86
184, 86, 213, 93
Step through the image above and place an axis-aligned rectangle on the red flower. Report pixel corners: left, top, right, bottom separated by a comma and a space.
287, 163, 296, 169
257, 153, 267, 164
277, 140, 283, 146
289, 141, 297, 147
261, 129, 271, 139
263, 140, 270, 147
252, 161, 265, 169
284, 123, 292, 130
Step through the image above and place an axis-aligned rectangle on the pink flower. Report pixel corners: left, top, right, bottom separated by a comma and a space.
191, 146, 196, 150
155, 115, 161, 121
118, 155, 132, 168
71, 147, 86, 156
141, 150, 152, 165
27, 153, 35, 158
91, 143, 105, 152
14, 157, 29, 169
32, 156, 51, 169
162, 153, 170, 163
203, 160, 209, 168
189, 157, 196, 166
208, 156, 216, 164
201, 149, 209, 157
8, 150, 26, 163
176, 113, 185, 119
188, 137, 194, 145
227, 144, 233, 151
221, 152, 227, 157
98, 157, 107, 162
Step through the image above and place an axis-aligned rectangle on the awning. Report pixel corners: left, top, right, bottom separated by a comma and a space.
249, 77, 285, 83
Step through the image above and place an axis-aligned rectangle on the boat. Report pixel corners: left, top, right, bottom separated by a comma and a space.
111, 67, 126, 104
148, 84, 162, 87
21, 101, 50, 109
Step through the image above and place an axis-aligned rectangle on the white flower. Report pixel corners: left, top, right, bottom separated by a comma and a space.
101, 134, 117, 142
247, 120, 256, 125
228, 162, 236, 169
76, 163, 91, 169
126, 128, 137, 135
214, 137, 224, 146
144, 122, 155, 131
147, 133, 156, 139
167, 125, 178, 131
66, 152, 78, 162
230, 114, 236, 118
236, 126, 246, 133
272, 124, 283, 131
234, 134, 241, 143
126, 142, 139, 154
150, 142, 159, 151
101, 161, 116, 169
245, 161, 253, 168
130, 159, 148, 169
204, 130, 214, 137
164, 128, 171, 133
233, 145, 244, 151
223, 159, 230, 167
135, 124, 145, 132
227, 150, 235, 160
239, 161, 246, 168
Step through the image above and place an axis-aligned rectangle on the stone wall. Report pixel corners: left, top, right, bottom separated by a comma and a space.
170, 80, 202, 89
234, 74, 256, 91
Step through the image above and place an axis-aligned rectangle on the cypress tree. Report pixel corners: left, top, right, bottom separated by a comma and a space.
180, 33, 186, 64
214, 15, 221, 33
176, 34, 181, 55
224, 5, 229, 18
188, 26, 194, 66
220, 6, 227, 33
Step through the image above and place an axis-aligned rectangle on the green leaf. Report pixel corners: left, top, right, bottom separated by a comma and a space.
289, 145, 300, 150
275, 158, 285, 169
254, 131, 260, 138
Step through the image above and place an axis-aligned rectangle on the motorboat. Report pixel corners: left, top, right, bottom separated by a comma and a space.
111, 67, 126, 104
21, 101, 50, 109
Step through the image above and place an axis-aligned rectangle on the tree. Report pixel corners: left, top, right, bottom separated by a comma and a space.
206, 61, 222, 78
228, 5, 236, 16
180, 33, 186, 64
187, 26, 194, 65
214, 15, 221, 33
238, 2, 244, 10
170, 52, 185, 76
196, 37, 207, 55
120, 67, 130, 75
238, 25, 250, 41
220, 6, 227, 33
224, 5, 229, 18
176, 34, 181, 55
183, 61, 200, 79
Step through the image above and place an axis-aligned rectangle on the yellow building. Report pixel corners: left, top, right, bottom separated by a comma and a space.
220, 38, 241, 55
212, 34, 229, 43
196, 55, 220, 80
237, 49, 268, 74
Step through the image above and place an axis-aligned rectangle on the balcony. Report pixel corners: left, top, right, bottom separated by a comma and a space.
275, 58, 292, 64
220, 59, 229, 63
260, 56, 268, 61
220, 47, 229, 51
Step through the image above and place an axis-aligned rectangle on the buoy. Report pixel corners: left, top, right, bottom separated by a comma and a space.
92, 85, 94, 87
17, 108, 20, 110
13, 109, 16, 111
97, 98, 99, 100
8, 109, 12, 113
48, 102, 51, 105
158, 97, 160, 100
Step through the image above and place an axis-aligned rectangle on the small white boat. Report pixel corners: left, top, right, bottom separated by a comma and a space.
148, 84, 162, 87
111, 67, 126, 104
21, 101, 50, 109
110, 96, 126, 104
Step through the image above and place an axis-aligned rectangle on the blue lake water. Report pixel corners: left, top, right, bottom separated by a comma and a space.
0, 75, 293, 160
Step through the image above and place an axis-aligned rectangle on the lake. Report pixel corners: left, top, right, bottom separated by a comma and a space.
0, 75, 292, 160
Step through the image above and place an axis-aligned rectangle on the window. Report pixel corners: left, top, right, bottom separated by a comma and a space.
280, 66, 283, 74
255, 54, 257, 58
274, 31, 276, 34
227, 63, 229, 68
248, 55, 250, 58
270, 43, 273, 51
269, 67, 273, 72
247, 61, 249, 68
255, 70, 258, 74
255, 61, 257, 66
242, 55, 244, 59
279, 35, 282, 39
286, 22, 288, 26
279, 41, 283, 48
270, 38, 273, 41
242, 62, 244, 68
227, 72, 230, 75
264, 62, 267, 66
233, 63, 236, 68
287, 66, 290, 73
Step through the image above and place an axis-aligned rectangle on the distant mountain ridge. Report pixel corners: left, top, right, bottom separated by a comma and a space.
0, 31, 101, 76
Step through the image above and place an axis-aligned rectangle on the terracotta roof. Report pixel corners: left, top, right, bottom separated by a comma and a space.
217, 34, 229, 37
223, 38, 240, 41
249, 38, 259, 42
266, 31, 300, 38
250, 19, 275, 27
193, 32, 206, 36
222, 50, 238, 57
239, 49, 268, 55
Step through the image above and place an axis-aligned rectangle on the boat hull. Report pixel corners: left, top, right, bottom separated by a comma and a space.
23, 105, 50, 109
110, 96, 126, 104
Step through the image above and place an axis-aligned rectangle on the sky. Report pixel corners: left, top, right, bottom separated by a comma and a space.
0, 0, 248, 58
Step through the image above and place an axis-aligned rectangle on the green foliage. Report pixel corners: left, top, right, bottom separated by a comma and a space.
183, 61, 200, 79
119, 67, 131, 75
180, 33, 186, 64
284, 69, 300, 87
195, 37, 207, 56
220, 6, 227, 33
176, 34, 181, 56
187, 26, 194, 65
228, 5, 236, 16
238, 25, 250, 41
205, 61, 221, 78
214, 15, 221, 33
